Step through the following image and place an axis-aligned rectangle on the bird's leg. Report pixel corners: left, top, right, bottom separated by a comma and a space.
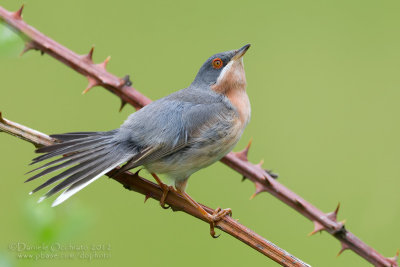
175, 179, 232, 238
150, 173, 172, 209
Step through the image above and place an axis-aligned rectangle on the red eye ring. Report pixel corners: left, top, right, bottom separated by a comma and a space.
212, 58, 223, 69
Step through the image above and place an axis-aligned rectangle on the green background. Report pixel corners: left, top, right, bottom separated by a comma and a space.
1, 0, 399, 266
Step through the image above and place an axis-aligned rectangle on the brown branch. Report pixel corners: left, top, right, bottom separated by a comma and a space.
0, 112, 310, 267
0, 5, 398, 266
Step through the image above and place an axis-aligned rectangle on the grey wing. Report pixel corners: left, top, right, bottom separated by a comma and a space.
115, 88, 234, 170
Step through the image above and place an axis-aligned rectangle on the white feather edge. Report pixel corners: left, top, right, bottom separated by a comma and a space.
38, 161, 124, 207
215, 57, 244, 86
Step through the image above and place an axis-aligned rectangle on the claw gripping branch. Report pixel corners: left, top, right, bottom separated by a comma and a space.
0, 5, 397, 267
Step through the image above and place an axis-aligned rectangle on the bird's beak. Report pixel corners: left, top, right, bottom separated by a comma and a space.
232, 44, 251, 61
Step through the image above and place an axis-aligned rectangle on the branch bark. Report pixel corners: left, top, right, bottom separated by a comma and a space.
0, 112, 310, 267
0, 5, 398, 266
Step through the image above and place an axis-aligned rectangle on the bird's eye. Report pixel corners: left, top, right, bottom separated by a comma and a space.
212, 58, 223, 69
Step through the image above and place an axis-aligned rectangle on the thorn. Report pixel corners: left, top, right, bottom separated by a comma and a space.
119, 100, 127, 112
308, 220, 325, 236
122, 184, 131, 190
13, 4, 24, 19
255, 159, 279, 179
327, 202, 340, 221
251, 160, 274, 185
246, 138, 252, 149
0, 111, 4, 123
257, 159, 264, 167
83, 46, 95, 63
20, 42, 36, 56
144, 192, 151, 203
241, 176, 246, 182
250, 182, 266, 199
98, 56, 111, 69
234, 138, 252, 161
388, 249, 400, 264
337, 242, 350, 257
82, 77, 99, 94
133, 168, 143, 178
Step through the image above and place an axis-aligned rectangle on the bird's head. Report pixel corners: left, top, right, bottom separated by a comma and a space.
191, 44, 250, 93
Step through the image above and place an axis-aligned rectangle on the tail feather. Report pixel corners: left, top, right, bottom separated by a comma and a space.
51, 161, 123, 207
27, 131, 132, 206
50, 132, 100, 141
39, 157, 111, 200
35, 139, 86, 153
32, 135, 112, 164
29, 151, 112, 194
26, 145, 106, 175
26, 145, 113, 183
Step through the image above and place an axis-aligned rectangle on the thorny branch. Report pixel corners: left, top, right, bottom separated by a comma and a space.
0, 112, 310, 267
0, 5, 398, 266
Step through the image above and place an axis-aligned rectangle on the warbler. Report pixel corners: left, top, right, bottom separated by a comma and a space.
27, 44, 251, 237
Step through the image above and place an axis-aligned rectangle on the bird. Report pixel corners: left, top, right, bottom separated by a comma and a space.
26, 44, 251, 237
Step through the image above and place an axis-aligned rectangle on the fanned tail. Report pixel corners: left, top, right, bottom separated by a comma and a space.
27, 130, 131, 206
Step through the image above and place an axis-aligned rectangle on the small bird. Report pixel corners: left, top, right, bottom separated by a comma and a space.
26, 44, 251, 237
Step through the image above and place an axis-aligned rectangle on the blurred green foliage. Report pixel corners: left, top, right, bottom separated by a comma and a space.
0, 23, 23, 57
1, 1, 399, 267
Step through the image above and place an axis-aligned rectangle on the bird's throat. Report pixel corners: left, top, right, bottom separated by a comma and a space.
211, 59, 250, 125
211, 58, 247, 94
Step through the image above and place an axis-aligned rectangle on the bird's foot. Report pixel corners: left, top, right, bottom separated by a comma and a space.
206, 207, 232, 238
151, 173, 233, 237
159, 184, 174, 209
176, 189, 232, 238
151, 173, 172, 209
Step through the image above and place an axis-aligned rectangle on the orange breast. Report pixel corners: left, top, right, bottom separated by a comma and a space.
226, 89, 251, 125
